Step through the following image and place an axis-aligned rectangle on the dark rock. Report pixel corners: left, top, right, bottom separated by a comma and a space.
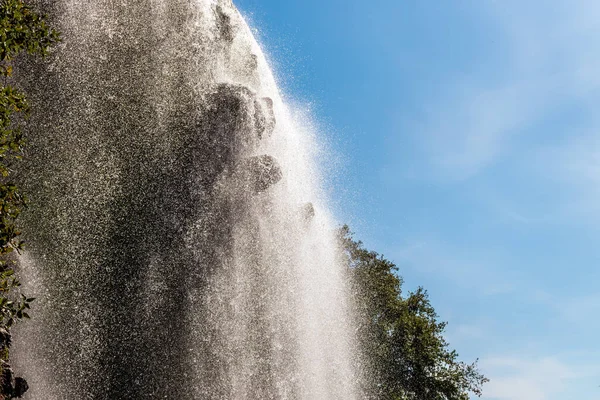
207, 83, 264, 148
0, 329, 11, 351
238, 155, 282, 192
0, 362, 12, 398
254, 97, 276, 139
197, 83, 260, 187
246, 53, 259, 73
301, 203, 315, 221
13, 377, 28, 398
214, 5, 234, 43
0, 360, 27, 399
209, 83, 255, 128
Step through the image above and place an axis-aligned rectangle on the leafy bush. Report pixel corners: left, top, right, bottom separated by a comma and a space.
0, 1, 58, 398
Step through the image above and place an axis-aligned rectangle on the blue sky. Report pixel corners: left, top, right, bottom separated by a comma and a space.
235, 1, 600, 399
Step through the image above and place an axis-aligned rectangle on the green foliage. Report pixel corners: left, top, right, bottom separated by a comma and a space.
0, 2, 58, 396
0, 0, 57, 333
0, 270, 33, 329
0, 0, 59, 65
339, 226, 488, 400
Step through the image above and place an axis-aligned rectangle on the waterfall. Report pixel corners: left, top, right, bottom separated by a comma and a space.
11, 0, 359, 399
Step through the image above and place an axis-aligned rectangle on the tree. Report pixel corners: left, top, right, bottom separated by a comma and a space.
0, 1, 59, 398
339, 226, 488, 400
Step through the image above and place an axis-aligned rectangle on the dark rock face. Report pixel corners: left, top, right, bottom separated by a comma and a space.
301, 202, 316, 221
238, 155, 283, 193
0, 362, 13, 399
215, 4, 235, 43
11, 2, 283, 397
13, 378, 27, 398
254, 97, 276, 139
0, 329, 11, 350
9, 2, 361, 399
199, 83, 272, 186
0, 363, 27, 399
0, 329, 27, 399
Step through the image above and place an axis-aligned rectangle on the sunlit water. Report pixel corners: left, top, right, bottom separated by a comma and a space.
11, 1, 360, 399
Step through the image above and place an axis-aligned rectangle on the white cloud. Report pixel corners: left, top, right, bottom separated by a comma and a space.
480, 356, 576, 400
542, 135, 600, 187
391, 239, 517, 296
410, 0, 600, 181
525, 133, 600, 222
554, 292, 600, 323
419, 80, 544, 180
478, 353, 600, 400
444, 319, 496, 346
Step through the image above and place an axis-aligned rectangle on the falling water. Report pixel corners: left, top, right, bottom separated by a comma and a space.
10, 0, 359, 399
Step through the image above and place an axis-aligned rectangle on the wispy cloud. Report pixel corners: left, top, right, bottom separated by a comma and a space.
407, 0, 600, 181
480, 355, 600, 400
418, 80, 545, 180
550, 292, 600, 324
444, 318, 497, 346
518, 133, 600, 223
376, 4, 600, 399
391, 239, 517, 296
480, 356, 575, 400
